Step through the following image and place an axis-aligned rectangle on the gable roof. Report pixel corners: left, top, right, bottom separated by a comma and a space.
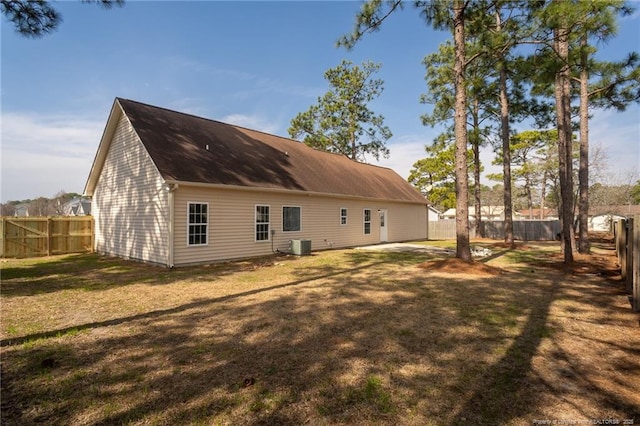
85, 98, 426, 204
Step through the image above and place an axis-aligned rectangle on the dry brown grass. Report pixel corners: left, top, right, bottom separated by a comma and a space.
1, 239, 639, 425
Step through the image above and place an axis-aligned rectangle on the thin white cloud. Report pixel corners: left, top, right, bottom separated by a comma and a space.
221, 113, 280, 135
372, 135, 429, 179
1, 112, 103, 201
589, 107, 640, 176
2, 112, 102, 158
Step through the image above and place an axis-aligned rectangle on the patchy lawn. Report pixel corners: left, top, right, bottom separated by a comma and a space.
1, 238, 638, 425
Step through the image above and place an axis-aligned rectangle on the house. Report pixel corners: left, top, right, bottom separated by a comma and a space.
588, 205, 640, 231
441, 205, 511, 221
516, 208, 558, 220
84, 98, 428, 267
13, 204, 29, 217
62, 197, 91, 216
427, 205, 441, 222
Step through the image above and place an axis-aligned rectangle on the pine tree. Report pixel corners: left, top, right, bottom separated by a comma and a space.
288, 60, 392, 162
339, 0, 478, 261
1, 0, 123, 38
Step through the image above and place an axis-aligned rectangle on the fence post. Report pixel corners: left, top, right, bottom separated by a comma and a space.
626, 218, 634, 293
617, 220, 627, 281
46, 217, 52, 256
1, 217, 5, 257
90, 217, 95, 253
633, 215, 640, 312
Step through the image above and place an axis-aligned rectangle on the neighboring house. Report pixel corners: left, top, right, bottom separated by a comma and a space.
427, 205, 441, 222
516, 208, 558, 220
62, 198, 91, 216
13, 204, 29, 217
589, 214, 625, 232
84, 98, 428, 267
441, 206, 511, 221
588, 205, 640, 231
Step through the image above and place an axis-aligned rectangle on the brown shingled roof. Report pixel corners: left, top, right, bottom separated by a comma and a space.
116, 98, 426, 204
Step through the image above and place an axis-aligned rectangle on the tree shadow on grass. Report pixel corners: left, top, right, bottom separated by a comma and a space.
2, 248, 638, 425
0, 258, 392, 347
0, 252, 303, 297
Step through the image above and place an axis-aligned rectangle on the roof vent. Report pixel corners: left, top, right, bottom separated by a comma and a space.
205, 144, 210, 151
284, 151, 289, 157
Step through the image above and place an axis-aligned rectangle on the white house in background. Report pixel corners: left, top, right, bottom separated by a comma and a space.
427, 205, 441, 222
13, 204, 29, 217
62, 198, 91, 216
84, 98, 428, 267
589, 205, 640, 231
589, 214, 626, 232
441, 205, 510, 221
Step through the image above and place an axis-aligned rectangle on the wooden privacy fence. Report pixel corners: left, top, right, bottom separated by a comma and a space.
0, 216, 94, 258
428, 221, 477, 240
480, 220, 561, 241
428, 220, 560, 241
614, 215, 640, 312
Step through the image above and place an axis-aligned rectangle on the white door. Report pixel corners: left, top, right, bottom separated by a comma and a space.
379, 209, 388, 242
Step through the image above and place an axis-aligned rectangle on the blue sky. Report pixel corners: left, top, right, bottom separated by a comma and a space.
1, 1, 639, 203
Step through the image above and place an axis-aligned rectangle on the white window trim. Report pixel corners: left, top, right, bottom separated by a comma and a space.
363, 208, 372, 235
340, 207, 348, 226
282, 205, 302, 233
255, 204, 271, 242
187, 201, 209, 247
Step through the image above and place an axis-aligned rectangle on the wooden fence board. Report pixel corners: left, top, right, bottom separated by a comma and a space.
633, 215, 640, 312
428, 221, 477, 240
626, 218, 634, 293
614, 217, 639, 312
0, 217, 93, 258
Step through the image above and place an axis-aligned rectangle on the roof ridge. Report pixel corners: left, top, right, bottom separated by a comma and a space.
115, 97, 396, 172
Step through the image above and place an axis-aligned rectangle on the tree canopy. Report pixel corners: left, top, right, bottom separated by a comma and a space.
288, 60, 392, 162
1, 0, 123, 38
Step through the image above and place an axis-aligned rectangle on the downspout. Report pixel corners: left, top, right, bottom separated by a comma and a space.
167, 183, 179, 268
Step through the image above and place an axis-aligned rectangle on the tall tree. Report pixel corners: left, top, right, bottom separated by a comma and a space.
288, 60, 392, 162
482, 1, 544, 247
533, 0, 576, 262
572, 1, 639, 253
339, 0, 476, 261
532, 0, 638, 261
1, 0, 123, 38
421, 40, 493, 236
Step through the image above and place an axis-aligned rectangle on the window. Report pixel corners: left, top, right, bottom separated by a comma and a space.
188, 202, 208, 246
283, 206, 301, 232
364, 209, 372, 235
340, 208, 347, 225
256, 205, 270, 241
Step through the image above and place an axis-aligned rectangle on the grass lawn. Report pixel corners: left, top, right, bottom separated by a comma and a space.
1, 238, 639, 425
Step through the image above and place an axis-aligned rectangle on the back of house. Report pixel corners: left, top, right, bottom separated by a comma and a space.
84, 98, 428, 266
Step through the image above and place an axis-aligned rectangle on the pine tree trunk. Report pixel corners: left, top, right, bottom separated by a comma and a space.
554, 25, 575, 263
578, 35, 590, 254
540, 170, 547, 220
497, 11, 514, 247
453, 0, 472, 261
472, 100, 482, 237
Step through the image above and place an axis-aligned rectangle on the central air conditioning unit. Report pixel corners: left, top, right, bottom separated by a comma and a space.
289, 239, 312, 256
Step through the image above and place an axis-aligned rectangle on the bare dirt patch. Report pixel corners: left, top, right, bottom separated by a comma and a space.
417, 257, 502, 277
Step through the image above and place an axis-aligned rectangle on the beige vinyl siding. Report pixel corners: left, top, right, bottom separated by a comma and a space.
172, 185, 426, 266
93, 114, 169, 265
